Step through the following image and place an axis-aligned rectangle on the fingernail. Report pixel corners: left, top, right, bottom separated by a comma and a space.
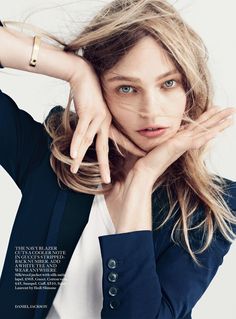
70, 166, 77, 174
104, 174, 111, 184
71, 150, 78, 159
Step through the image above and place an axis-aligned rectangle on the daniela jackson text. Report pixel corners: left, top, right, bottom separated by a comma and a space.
15, 304, 47, 309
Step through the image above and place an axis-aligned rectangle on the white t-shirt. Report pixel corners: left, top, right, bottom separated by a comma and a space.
46, 189, 116, 319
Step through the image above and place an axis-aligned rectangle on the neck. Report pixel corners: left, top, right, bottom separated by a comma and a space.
123, 152, 139, 177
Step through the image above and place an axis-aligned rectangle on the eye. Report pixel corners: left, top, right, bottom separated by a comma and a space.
163, 79, 177, 89
117, 85, 136, 94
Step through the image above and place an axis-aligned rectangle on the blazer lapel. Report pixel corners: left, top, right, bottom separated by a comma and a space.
33, 187, 95, 319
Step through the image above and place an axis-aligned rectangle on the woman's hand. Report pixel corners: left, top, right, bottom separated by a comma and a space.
133, 106, 236, 185
68, 58, 146, 183
113, 106, 235, 233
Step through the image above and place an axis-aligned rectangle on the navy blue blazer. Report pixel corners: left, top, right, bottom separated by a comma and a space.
0, 88, 236, 319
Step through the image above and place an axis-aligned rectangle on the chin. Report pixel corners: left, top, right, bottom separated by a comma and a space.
141, 143, 160, 152
135, 131, 175, 152
130, 140, 158, 153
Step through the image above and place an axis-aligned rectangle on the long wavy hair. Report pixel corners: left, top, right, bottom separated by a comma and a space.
3, 0, 236, 266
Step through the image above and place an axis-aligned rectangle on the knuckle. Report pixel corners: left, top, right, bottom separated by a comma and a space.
98, 126, 109, 136
192, 140, 202, 149
101, 143, 109, 152
84, 135, 93, 145
100, 110, 107, 118
100, 162, 109, 168
74, 126, 83, 135
95, 109, 106, 118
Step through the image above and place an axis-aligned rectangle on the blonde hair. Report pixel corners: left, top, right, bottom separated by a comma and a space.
4, 0, 236, 266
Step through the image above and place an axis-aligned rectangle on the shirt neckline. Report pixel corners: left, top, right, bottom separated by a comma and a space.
96, 185, 116, 233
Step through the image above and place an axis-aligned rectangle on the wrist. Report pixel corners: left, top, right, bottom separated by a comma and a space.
0, 22, 89, 83
132, 164, 157, 190
67, 52, 89, 83
131, 170, 154, 194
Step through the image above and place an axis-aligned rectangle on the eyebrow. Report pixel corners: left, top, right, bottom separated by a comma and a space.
107, 69, 180, 83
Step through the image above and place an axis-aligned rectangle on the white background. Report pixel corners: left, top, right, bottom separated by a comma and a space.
0, 1, 235, 318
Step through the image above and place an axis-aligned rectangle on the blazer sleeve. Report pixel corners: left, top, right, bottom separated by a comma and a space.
0, 89, 45, 192
98, 180, 236, 319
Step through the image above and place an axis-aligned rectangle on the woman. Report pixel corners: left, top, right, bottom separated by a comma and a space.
0, 0, 235, 318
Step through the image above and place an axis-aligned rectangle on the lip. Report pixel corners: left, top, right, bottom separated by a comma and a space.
137, 125, 169, 131
137, 127, 168, 138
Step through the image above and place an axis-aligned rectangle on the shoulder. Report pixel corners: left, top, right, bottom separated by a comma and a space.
0, 89, 49, 189
215, 175, 236, 211
0, 88, 43, 133
209, 176, 236, 251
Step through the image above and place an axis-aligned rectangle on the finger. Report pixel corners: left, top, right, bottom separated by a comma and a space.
191, 107, 235, 133
70, 119, 101, 174
186, 106, 219, 131
96, 128, 111, 184
210, 115, 234, 134
70, 116, 92, 159
198, 107, 235, 131
193, 116, 234, 148
109, 125, 146, 157
177, 124, 189, 132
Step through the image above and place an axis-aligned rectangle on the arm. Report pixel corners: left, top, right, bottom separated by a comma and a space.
98, 181, 236, 319
0, 18, 86, 191
0, 19, 147, 183
0, 19, 85, 81
97, 101, 235, 317
0, 89, 46, 191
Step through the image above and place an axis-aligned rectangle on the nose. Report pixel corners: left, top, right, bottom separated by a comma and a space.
138, 91, 165, 119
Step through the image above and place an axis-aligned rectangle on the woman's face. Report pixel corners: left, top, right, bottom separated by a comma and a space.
101, 35, 187, 152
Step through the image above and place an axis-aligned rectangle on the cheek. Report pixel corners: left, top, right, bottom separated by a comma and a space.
172, 88, 186, 104
170, 90, 187, 117
180, 94, 187, 113
106, 104, 133, 132
106, 98, 135, 121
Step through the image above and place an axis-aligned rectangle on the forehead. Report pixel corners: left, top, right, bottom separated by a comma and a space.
103, 35, 176, 80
